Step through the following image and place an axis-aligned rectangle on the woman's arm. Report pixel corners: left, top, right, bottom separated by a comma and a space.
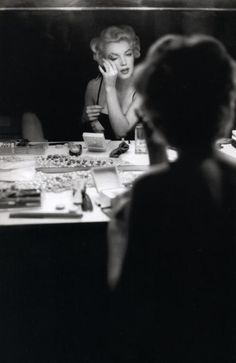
82, 79, 104, 132
99, 60, 139, 138
106, 88, 140, 137
22, 112, 46, 142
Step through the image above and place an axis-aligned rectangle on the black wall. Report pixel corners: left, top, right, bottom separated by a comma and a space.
1, 9, 236, 140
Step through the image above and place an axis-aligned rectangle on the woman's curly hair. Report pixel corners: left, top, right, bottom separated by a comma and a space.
134, 34, 236, 149
90, 25, 141, 64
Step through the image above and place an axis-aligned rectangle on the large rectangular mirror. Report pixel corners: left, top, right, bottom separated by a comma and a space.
1, 1, 236, 140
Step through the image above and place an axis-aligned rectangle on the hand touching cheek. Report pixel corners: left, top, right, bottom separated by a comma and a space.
98, 59, 118, 88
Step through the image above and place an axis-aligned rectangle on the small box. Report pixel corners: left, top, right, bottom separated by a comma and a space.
91, 166, 126, 208
82, 132, 107, 152
15, 141, 48, 155
28, 142, 48, 155
0, 140, 15, 155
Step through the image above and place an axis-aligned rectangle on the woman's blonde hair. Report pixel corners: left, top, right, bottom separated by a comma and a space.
90, 25, 141, 64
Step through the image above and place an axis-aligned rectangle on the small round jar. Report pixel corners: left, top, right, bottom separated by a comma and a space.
68, 143, 82, 157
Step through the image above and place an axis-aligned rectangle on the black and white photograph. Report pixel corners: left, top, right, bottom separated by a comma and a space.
0, 1, 236, 362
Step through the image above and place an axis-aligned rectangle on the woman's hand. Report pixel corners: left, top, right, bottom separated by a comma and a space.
90, 120, 104, 133
98, 59, 118, 89
85, 105, 104, 132
86, 105, 103, 122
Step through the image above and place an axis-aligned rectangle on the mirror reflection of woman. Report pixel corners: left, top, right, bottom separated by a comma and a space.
82, 25, 141, 139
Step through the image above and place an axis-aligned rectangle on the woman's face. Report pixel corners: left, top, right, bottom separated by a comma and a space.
104, 40, 135, 79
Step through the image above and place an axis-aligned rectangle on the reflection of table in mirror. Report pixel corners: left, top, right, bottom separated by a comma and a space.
0, 141, 177, 226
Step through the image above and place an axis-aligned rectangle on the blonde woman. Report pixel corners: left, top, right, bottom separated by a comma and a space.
82, 25, 141, 139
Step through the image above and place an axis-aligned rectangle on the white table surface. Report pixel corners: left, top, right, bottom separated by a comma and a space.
0, 141, 179, 225
0, 141, 149, 225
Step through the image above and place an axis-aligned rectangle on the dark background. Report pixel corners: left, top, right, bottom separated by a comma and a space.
1, 7, 236, 140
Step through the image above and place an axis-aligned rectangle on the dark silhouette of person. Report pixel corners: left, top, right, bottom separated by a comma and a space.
110, 34, 236, 363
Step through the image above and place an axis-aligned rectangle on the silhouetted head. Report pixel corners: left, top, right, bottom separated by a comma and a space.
134, 34, 236, 153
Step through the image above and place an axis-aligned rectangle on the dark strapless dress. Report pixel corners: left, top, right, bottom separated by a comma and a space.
98, 112, 118, 140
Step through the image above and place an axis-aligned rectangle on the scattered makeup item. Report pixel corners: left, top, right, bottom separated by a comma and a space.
0, 140, 15, 155
9, 212, 83, 219
82, 132, 108, 152
35, 154, 128, 173
91, 166, 126, 209
68, 142, 82, 156
69, 206, 79, 214
0, 187, 41, 208
81, 183, 93, 211
55, 203, 65, 210
73, 189, 82, 205
109, 141, 129, 158
14, 139, 48, 155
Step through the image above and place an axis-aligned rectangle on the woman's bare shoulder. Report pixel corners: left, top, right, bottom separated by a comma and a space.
86, 76, 102, 93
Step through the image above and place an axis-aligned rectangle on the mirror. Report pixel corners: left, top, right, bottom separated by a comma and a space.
1, 3, 236, 140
